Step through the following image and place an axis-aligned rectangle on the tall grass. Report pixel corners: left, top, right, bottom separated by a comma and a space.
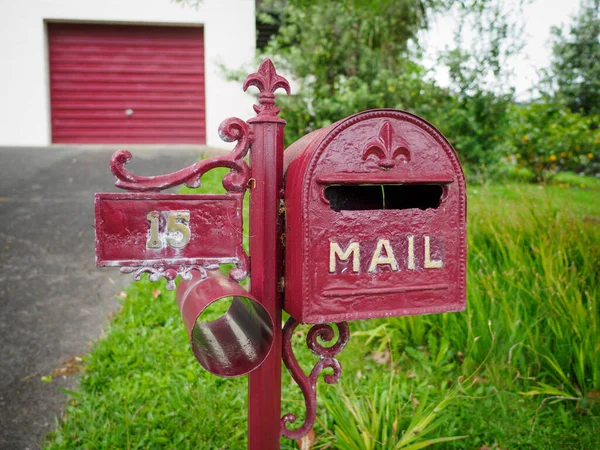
45, 180, 599, 449
357, 184, 600, 397
322, 374, 468, 450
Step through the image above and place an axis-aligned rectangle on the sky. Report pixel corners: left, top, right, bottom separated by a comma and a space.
422, 0, 581, 100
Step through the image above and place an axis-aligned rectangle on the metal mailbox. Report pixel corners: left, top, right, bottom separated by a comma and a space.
283, 109, 467, 324
94, 60, 469, 446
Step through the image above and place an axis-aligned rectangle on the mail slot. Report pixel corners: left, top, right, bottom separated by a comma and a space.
283, 109, 467, 324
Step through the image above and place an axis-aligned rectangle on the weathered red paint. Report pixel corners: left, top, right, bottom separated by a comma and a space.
97, 117, 251, 288
243, 60, 290, 450
95, 193, 245, 267
48, 22, 206, 144
283, 109, 467, 324
176, 270, 274, 378
280, 319, 349, 439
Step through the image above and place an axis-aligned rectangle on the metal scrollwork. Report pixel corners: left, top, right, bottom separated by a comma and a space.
280, 318, 350, 440
110, 117, 251, 192
109, 116, 251, 289
120, 264, 218, 291
120, 250, 249, 291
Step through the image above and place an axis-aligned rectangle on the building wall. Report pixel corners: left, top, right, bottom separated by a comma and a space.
0, 0, 256, 148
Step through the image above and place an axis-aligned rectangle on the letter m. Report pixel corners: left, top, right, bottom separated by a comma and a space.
329, 242, 360, 273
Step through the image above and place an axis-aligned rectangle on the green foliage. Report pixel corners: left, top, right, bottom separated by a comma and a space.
443, 1, 525, 96
322, 375, 467, 450
279, 66, 452, 147
504, 102, 600, 180
260, 0, 454, 149
357, 182, 600, 397
434, 89, 513, 171
258, 0, 529, 174
261, 0, 444, 88
46, 279, 250, 449
548, 0, 600, 118
436, 0, 524, 171
466, 184, 600, 396
252, 0, 600, 180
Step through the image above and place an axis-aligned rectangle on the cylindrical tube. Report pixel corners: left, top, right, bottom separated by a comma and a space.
176, 270, 274, 378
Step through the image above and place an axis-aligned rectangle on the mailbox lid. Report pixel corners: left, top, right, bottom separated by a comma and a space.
283, 109, 466, 324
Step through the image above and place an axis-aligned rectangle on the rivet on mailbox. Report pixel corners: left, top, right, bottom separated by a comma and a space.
283, 109, 467, 324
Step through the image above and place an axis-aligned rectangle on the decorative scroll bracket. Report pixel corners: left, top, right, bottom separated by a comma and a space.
120, 258, 249, 291
280, 318, 350, 440
100, 117, 252, 289
110, 117, 251, 192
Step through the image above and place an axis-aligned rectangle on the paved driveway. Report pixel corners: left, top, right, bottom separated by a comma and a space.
0, 146, 208, 449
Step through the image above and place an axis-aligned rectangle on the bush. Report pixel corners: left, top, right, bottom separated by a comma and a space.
279, 69, 512, 178
505, 102, 600, 181
279, 66, 452, 147
278, 79, 600, 183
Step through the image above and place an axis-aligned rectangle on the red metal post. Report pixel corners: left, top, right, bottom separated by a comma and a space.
244, 60, 290, 450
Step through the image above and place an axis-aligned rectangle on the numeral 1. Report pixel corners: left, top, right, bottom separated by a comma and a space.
147, 211, 161, 248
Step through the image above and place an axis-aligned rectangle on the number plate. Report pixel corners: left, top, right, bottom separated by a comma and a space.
94, 193, 245, 267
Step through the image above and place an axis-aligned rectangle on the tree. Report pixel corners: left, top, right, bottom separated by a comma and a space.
258, 0, 457, 145
549, 0, 600, 118
439, 0, 526, 169
259, 0, 526, 172
260, 0, 449, 93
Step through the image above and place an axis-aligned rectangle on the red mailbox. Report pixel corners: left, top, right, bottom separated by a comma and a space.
283, 109, 466, 324
94, 60, 469, 447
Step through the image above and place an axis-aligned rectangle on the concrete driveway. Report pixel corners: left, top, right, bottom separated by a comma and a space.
0, 146, 210, 449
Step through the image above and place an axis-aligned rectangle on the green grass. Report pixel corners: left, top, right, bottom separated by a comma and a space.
45, 173, 599, 449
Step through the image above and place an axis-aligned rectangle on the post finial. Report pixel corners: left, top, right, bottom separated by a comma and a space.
243, 59, 291, 117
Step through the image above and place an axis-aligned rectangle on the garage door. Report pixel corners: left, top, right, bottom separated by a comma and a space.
48, 23, 206, 144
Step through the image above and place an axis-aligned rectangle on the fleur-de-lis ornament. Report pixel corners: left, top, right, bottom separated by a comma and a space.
362, 120, 410, 169
243, 59, 291, 117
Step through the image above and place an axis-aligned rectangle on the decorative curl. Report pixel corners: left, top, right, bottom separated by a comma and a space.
307, 323, 349, 357
110, 118, 251, 192
120, 264, 218, 291
280, 318, 350, 440
228, 251, 249, 283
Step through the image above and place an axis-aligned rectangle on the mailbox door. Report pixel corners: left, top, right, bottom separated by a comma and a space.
284, 109, 466, 324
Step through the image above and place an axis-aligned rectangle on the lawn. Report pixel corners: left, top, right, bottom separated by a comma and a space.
45, 170, 600, 449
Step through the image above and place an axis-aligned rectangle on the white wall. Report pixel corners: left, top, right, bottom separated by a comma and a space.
0, 0, 256, 148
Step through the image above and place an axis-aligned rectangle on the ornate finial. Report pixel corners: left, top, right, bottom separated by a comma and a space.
243, 58, 291, 117
362, 120, 411, 169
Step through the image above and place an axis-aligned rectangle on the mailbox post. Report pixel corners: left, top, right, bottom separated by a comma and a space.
244, 63, 289, 449
94, 59, 466, 449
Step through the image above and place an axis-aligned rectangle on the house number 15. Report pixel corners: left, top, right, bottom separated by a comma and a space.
146, 211, 191, 249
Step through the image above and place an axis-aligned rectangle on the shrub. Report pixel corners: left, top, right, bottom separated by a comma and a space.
505, 102, 600, 181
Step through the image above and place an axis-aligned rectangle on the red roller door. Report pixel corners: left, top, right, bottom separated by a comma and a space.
48, 23, 206, 144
